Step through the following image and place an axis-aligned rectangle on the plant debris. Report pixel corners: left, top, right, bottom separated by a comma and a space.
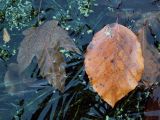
138, 26, 160, 87
3, 28, 10, 43
85, 23, 144, 107
4, 20, 80, 92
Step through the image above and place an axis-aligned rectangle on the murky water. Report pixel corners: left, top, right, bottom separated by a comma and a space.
0, 0, 160, 119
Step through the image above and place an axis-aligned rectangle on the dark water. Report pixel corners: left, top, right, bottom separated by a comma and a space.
0, 0, 160, 120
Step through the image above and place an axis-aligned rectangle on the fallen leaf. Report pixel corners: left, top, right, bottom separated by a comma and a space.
4, 63, 37, 96
3, 28, 10, 43
84, 23, 144, 107
152, 86, 160, 103
144, 86, 160, 120
137, 24, 160, 87
135, 12, 160, 29
17, 20, 80, 73
5, 20, 80, 92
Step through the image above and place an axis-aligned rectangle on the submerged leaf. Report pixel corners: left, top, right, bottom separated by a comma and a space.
152, 86, 160, 103
38, 47, 66, 91
144, 86, 160, 120
3, 28, 10, 43
135, 12, 160, 29
137, 26, 160, 87
5, 20, 80, 92
4, 63, 23, 95
4, 63, 37, 96
17, 20, 80, 73
85, 23, 144, 107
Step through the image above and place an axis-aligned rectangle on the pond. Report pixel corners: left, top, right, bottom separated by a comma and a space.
0, 0, 160, 120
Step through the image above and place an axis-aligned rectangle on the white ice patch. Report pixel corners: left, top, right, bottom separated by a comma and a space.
104, 26, 113, 38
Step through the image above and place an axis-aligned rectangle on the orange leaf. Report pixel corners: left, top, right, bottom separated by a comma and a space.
84, 23, 144, 107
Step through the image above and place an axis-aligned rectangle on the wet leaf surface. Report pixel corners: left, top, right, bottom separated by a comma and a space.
5, 20, 80, 92
85, 23, 144, 107
138, 24, 160, 87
